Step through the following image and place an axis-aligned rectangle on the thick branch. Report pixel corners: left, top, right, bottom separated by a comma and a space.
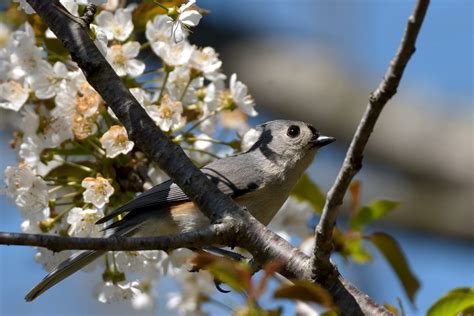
312, 0, 430, 278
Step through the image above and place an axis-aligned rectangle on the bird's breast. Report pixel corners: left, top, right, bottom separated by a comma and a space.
235, 184, 292, 226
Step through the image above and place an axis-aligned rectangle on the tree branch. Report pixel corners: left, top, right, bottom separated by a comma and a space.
312, 0, 430, 280
0, 225, 229, 252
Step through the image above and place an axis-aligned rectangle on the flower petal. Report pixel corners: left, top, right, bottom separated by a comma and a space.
126, 59, 145, 77
180, 10, 202, 27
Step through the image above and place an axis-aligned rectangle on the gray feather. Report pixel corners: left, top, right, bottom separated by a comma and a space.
97, 155, 265, 225
25, 250, 104, 302
25, 225, 139, 301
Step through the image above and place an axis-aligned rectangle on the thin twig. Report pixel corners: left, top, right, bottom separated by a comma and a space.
0, 225, 229, 252
312, 0, 430, 281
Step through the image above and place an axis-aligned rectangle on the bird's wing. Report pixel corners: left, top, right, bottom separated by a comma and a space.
96, 155, 265, 224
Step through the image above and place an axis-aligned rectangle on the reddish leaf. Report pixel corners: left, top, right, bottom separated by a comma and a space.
349, 180, 361, 215
273, 280, 334, 308
254, 261, 283, 299
191, 252, 252, 293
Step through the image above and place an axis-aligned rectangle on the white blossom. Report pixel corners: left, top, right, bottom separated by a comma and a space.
21, 219, 42, 234
167, 0, 202, 43
130, 88, 158, 108
19, 135, 44, 168
196, 81, 224, 136
148, 95, 184, 132
106, 42, 145, 77
190, 47, 222, 79
29, 61, 70, 99
81, 176, 114, 208
35, 248, 72, 272
67, 207, 104, 237
220, 109, 250, 136
7, 23, 43, 80
54, 81, 101, 120
53, 91, 79, 119
0, 80, 29, 111
12, 173, 49, 221
94, 281, 134, 303
100, 125, 134, 158
42, 116, 74, 147
156, 41, 194, 67
229, 73, 257, 117
3, 164, 36, 199
168, 66, 203, 104
90, 24, 109, 56
76, 81, 102, 116
95, 6, 135, 41
146, 15, 172, 54
19, 106, 40, 136
115, 251, 162, 276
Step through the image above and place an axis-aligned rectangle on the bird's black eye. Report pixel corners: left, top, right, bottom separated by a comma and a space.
287, 125, 300, 138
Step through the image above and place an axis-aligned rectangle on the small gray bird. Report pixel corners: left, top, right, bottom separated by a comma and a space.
25, 120, 335, 301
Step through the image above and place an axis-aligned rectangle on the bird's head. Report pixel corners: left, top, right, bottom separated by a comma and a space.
243, 120, 335, 174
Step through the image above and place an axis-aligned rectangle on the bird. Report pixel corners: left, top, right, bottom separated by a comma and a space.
25, 119, 335, 301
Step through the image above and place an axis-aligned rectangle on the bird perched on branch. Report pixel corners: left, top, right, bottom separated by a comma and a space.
25, 119, 335, 301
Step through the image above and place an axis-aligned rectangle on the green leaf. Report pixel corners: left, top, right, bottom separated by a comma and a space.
350, 200, 400, 230
383, 302, 399, 315
273, 280, 334, 308
343, 237, 373, 264
427, 288, 474, 316
290, 173, 325, 214
369, 232, 420, 304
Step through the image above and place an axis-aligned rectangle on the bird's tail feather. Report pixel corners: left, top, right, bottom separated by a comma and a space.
25, 216, 142, 301
24, 250, 105, 302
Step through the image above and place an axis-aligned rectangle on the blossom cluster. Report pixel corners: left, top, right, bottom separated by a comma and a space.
1, 0, 314, 313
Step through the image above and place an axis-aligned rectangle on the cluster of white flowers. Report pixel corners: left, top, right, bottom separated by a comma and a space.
1, 0, 314, 313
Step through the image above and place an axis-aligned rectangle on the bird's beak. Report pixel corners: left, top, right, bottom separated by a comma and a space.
314, 135, 336, 148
